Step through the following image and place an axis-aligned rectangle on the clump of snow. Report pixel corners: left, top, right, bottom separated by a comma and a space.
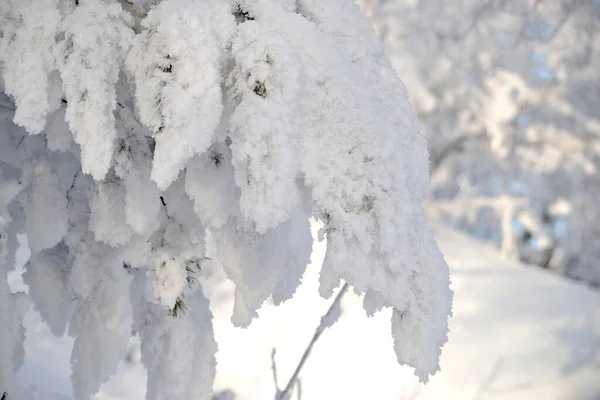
57, 0, 134, 180
0, 0, 62, 134
184, 142, 239, 229
22, 245, 72, 336
227, 17, 302, 233
126, 0, 235, 190
89, 175, 133, 247
151, 255, 187, 309
131, 274, 217, 400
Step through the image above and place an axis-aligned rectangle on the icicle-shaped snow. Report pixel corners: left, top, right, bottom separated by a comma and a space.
127, 0, 235, 190
228, 18, 302, 233
270, 197, 313, 306
45, 106, 75, 153
147, 176, 208, 311
63, 169, 92, 252
212, 215, 279, 326
131, 275, 218, 400
151, 251, 188, 309
56, 0, 134, 180
89, 174, 134, 247
0, 179, 22, 217
23, 244, 73, 336
0, 182, 29, 397
212, 199, 312, 326
113, 105, 162, 237
123, 173, 161, 237
185, 142, 238, 228
0, 0, 62, 134
68, 236, 133, 400
23, 160, 69, 252
159, 175, 207, 257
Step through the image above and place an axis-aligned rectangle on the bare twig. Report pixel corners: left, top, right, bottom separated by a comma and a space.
15, 135, 25, 150
276, 282, 349, 400
0, 102, 15, 112
294, 378, 302, 400
271, 348, 280, 397
430, 132, 487, 174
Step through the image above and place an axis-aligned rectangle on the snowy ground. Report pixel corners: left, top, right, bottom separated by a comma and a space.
9, 225, 600, 400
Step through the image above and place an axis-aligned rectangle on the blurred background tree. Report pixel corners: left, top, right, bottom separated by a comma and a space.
360, 0, 600, 288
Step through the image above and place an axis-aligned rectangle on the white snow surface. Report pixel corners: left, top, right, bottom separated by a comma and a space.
10, 225, 600, 400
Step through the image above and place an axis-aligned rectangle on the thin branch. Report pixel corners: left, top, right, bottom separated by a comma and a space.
271, 348, 280, 397
430, 132, 487, 174
0, 102, 15, 112
159, 195, 171, 220
431, 0, 492, 45
15, 135, 25, 150
66, 171, 80, 204
276, 282, 349, 400
294, 379, 302, 400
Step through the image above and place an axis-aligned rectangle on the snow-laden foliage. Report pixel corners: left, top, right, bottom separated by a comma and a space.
0, 0, 451, 398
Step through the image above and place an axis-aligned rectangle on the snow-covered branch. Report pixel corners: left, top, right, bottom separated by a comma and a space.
0, 1, 451, 398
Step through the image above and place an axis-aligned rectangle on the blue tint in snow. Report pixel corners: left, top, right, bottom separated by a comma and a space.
530, 52, 554, 84
526, 18, 555, 41
553, 218, 569, 239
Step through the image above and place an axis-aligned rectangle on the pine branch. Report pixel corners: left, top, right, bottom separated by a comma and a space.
275, 282, 349, 400
168, 297, 187, 318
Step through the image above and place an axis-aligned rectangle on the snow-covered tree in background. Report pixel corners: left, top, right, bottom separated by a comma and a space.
361, 0, 600, 287
0, 0, 451, 399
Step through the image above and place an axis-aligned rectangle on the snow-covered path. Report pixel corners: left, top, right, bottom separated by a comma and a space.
13, 226, 600, 399
422, 227, 600, 400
